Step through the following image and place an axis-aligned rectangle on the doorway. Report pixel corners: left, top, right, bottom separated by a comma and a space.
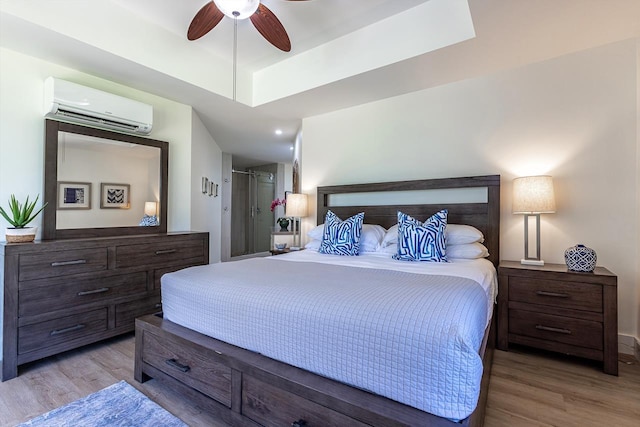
230, 168, 275, 257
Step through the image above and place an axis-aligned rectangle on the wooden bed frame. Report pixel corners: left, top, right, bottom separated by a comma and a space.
135, 174, 500, 427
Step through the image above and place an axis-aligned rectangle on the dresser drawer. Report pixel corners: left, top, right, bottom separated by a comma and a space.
243, 375, 369, 427
141, 330, 231, 407
509, 277, 602, 312
153, 265, 194, 289
509, 308, 603, 350
19, 272, 148, 317
19, 248, 107, 281
116, 239, 204, 269
18, 308, 108, 354
115, 295, 161, 329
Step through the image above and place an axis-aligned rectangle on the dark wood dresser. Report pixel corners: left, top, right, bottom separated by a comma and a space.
497, 261, 618, 375
1, 232, 209, 381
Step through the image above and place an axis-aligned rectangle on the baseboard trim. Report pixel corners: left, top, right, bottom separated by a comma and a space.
618, 334, 640, 363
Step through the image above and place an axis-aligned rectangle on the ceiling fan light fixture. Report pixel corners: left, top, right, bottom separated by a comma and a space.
214, 0, 260, 20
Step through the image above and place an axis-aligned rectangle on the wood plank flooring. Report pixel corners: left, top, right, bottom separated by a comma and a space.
1, 334, 638, 426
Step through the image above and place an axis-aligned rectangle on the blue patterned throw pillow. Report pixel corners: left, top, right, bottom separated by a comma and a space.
393, 210, 448, 262
318, 210, 365, 256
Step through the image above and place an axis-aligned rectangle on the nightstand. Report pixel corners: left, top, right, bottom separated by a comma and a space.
269, 248, 304, 256
497, 261, 618, 375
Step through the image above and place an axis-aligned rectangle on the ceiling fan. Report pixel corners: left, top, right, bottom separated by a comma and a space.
187, 0, 310, 52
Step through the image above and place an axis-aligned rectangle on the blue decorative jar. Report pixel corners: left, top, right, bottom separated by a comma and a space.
564, 244, 597, 272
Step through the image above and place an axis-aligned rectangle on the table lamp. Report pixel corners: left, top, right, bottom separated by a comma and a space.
285, 193, 308, 250
512, 176, 556, 265
139, 201, 159, 226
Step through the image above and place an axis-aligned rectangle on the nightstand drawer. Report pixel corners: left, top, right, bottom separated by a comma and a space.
509, 309, 603, 350
509, 277, 602, 312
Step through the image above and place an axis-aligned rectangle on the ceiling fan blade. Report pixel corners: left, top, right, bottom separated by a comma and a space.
250, 3, 291, 52
187, 1, 224, 41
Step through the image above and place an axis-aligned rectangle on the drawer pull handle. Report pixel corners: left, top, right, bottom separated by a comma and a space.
51, 259, 87, 267
155, 249, 177, 255
165, 358, 190, 373
535, 324, 572, 335
154, 303, 162, 309
535, 291, 569, 298
77, 287, 109, 296
50, 324, 86, 336
291, 420, 307, 427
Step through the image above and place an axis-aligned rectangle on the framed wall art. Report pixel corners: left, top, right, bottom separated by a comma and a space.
57, 181, 91, 210
100, 183, 130, 209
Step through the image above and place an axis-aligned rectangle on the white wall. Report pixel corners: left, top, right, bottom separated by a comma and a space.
191, 112, 223, 263
301, 39, 639, 341
0, 47, 197, 235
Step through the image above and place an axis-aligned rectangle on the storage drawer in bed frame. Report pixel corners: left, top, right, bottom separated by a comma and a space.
135, 312, 495, 427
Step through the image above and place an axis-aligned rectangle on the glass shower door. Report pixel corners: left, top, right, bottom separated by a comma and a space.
230, 169, 275, 257
254, 173, 274, 253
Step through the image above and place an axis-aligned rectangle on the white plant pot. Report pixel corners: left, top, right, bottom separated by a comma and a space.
5, 226, 37, 243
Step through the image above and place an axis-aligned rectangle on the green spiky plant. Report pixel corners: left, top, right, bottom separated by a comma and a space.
0, 194, 48, 228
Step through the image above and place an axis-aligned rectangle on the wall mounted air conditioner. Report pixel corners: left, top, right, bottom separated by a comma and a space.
44, 77, 153, 135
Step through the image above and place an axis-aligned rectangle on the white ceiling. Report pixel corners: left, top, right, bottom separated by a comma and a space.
1, 0, 639, 168
112, 0, 428, 71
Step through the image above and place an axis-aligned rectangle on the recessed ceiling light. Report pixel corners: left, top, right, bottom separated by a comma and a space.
275, 129, 283, 135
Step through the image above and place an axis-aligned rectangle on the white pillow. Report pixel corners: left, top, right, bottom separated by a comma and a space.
380, 242, 489, 259
446, 224, 485, 245
361, 224, 387, 252
305, 240, 321, 250
382, 223, 484, 247
376, 244, 398, 255
381, 224, 399, 247
447, 242, 489, 259
307, 224, 324, 241
308, 223, 386, 253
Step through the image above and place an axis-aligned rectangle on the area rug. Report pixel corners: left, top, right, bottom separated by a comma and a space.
18, 380, 186, 426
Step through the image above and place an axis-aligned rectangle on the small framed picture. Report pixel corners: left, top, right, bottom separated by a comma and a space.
57, 181, 91, 210
202, 177, 209, 194
100, 183, 130, 209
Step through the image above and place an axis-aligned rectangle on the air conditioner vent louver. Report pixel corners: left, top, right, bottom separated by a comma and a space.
55, 109, 140, 132
44, 77, 153, 135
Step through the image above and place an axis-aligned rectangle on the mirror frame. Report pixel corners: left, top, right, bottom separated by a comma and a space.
43, 120, 169, 240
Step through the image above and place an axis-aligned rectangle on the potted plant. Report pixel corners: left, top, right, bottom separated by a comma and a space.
0, 194, 48, 243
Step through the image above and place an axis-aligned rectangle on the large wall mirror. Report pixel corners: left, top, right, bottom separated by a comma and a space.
43, 120, 168, 239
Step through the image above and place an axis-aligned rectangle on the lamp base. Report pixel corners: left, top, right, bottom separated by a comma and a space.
521, 258, 545, 266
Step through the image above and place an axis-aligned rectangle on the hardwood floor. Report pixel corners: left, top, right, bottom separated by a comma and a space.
1, 335, 638, 426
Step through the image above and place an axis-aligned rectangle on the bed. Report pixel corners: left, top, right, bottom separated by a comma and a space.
135, 174, 500, 427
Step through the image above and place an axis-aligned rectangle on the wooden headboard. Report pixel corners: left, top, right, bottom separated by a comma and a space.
316, 175, 501, 267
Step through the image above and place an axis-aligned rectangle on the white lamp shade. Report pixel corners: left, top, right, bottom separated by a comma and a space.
512, 176, 556, 214
285, 193, 308, 217
214, 0, 259, 19
144, 201, 157, 216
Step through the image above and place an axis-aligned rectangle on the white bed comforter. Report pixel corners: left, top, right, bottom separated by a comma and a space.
161, 252, 497, 420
